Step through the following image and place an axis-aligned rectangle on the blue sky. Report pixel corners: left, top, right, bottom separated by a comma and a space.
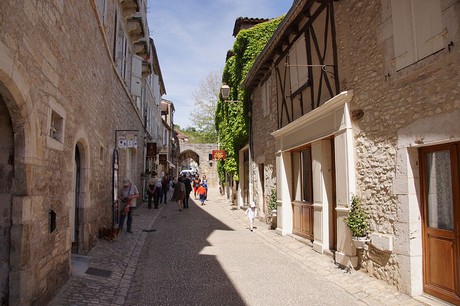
146, 0, 293, 129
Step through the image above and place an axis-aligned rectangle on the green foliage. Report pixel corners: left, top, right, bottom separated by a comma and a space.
344, 195, 369, 237
180, 127, 214, 144
268, 188, 277, 211
215, 16, 284, 180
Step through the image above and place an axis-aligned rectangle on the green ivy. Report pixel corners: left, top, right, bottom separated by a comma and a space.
215, 16, 283, 181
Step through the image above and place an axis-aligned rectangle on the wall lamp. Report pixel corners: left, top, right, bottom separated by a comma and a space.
220, 84, 242, 103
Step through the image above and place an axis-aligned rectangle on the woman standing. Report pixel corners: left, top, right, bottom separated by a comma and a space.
171, 176, 185, 211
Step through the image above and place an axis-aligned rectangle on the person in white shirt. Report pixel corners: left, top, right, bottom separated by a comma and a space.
245, 203, 257, 232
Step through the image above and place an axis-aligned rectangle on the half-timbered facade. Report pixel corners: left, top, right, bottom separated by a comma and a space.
245, 0, 460, 304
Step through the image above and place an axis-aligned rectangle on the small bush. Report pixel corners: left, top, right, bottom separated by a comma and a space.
344, 195, 369, 237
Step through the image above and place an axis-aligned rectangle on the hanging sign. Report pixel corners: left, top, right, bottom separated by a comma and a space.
212, 150, 226, 160
146, 142, 157, 158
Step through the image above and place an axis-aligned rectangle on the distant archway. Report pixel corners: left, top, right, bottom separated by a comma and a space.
178, 149, 200, 171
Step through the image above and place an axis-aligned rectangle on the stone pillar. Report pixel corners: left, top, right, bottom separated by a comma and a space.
277, 150, 293, 236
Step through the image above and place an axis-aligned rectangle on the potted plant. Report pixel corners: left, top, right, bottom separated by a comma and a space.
267, 188, 277, 229
344, 195, 370, 248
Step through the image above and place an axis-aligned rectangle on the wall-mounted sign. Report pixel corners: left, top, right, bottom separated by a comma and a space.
146, 142, 157, 158
212, 150, 226, 160
117, 133, 138, 149
159, 154, 167, 164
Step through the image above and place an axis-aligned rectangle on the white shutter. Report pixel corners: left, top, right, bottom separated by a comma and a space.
296, 35, 308, 87
131, 54, 143, 97
413, 0, 443, 60
289, 47, 299, 92
391, 0, 416, 70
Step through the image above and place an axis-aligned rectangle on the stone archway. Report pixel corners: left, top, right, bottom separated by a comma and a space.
179, 143, 219, 188
0, 91, 14, 306
178, 149, 200, 170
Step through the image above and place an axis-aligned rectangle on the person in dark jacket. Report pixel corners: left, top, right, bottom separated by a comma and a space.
182, 174, 192, 209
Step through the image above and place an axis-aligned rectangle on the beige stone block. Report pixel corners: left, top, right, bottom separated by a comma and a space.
395, 254, 424, 296
8, 269, 35, 305
11, 196, 36, 224
369, 233, 393, 251
0, 40, 14, 77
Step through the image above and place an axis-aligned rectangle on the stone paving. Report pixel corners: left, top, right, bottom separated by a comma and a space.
48, 189, 451, 306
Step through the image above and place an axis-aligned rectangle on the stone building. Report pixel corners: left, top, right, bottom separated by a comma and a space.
0, 0, 165, 304
244, 0, 460, 304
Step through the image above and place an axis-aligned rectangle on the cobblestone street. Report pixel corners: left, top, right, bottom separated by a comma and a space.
49, 189, 449, 306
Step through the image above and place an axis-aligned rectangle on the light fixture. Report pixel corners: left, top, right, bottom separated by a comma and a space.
220, 84, 242, 103
220, 84, 231, 100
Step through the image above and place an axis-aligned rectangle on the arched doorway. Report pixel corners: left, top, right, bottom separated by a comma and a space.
71, 146, 81, 253
0, 94, 14, 304
72, 143, 87, 254
178, 149, 200, 172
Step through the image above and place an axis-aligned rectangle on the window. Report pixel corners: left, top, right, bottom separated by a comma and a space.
289, 34, 308, 93
50, 110, 63, 141
131, 54, 143, 98
301, 148, 313, 202
261, 74, 272, 118
292, 147, 313, 203
47, 100, 66, 150
391, 0, 444, 71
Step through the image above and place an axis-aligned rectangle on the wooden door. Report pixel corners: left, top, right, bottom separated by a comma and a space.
292, 148, 314, 240
420, 143, 460, 305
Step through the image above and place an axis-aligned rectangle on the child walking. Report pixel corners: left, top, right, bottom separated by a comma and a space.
197, 183, 207, 206
245, 203, 257, 231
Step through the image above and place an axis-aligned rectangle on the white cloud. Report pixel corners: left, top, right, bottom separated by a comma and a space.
147, 0, 293, 128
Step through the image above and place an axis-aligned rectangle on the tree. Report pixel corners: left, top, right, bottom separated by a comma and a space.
188, 70, 221, 143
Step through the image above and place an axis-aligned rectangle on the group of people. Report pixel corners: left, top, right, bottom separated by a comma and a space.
117, 172, 209, 233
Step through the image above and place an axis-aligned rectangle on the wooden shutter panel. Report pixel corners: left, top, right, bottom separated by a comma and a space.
413, 0, 443, 60
289, 47, 299, 92
391, 0, 416, 70
131, 54, 143, 97
296, 35, 308, 87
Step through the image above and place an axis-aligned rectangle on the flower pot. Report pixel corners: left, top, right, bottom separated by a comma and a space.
352, 236, 370, 249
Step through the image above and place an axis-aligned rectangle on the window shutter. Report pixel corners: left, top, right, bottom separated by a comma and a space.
289, 48, 299, 92
391, 0, 416, 70
131, 54, 143, 97
296, 35, 308, 87
413, 0, 443, 60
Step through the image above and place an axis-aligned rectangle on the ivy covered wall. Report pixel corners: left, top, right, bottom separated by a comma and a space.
215, 16, 283, 183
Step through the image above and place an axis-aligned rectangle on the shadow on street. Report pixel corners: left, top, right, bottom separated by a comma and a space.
129, 197, 247, 306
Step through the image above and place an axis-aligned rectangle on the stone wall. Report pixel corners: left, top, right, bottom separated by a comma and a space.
251, 78, 277, 217
334, 0, 460, 289
0, 1, 147, 304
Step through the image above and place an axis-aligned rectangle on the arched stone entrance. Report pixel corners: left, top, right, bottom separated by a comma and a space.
0, 91, 14, 306
178, 149, 200, 171
178, 144, 219, 188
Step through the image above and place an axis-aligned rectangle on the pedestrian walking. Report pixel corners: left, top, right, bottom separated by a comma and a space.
193, 174, 201, 199
171, 176, 185, 211
118, 178, 139, 233
202, 175, 208, 200
183, 174, 192, 209
245, 203, 257, 232
161, 175, 170, 204
146, 177, 157, 209
196, 183, 207, 206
